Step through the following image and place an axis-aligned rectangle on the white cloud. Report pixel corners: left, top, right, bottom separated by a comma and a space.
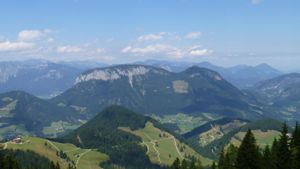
251, 0, 263, 5
18, 30, 43, 41
18, 29, 53, 42
56, 45, 82, 53
0, 41, 35, 52
122, 44, 175, 56
188, 45, 212, 56
95, 48, 106, 53
137, 33, 164, 41
122, 43, 212, 59
189, 49, 211, 56
185, 32, 202, 39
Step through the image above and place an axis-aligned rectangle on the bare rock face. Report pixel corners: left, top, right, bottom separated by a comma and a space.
75, 66, 149, 85
172, 80, 189, 94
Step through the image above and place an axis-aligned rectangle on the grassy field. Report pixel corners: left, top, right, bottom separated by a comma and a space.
198, 120, 247, 146
152, 113, 220, 134
0, 125, 29, 140
42, 120, 85, 138
229, 130, 280, 147
0, 99, 17, 118
0, 136, 108, 169
120, 122, 212, 166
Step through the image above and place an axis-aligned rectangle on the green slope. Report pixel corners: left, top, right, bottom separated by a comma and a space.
0, 91, 83, 139
120, 122, 211, 166
59, 105, 209, 168
0, 136, 108, 169
184, 118, 285, 159
229, 130, 280, 148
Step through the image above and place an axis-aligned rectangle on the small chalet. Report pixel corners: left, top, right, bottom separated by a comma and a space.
11, 136, 22, 144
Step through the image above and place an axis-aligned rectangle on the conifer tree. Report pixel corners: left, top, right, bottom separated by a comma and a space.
181, 159, 188, 169
262, 145, 271, 169
291, 122, 300, 169
291, 122, 300, 148
226, 144, 238, 165
236, 129, 261, 169
211, 162, 217, 169
189, 160, 197, 169
171, 158, 181, 169
218, 148, 225, 169
195, 159, 203, 169
291, 148, 300, 169
270, 138, 279, 169
50, 161, 56, 169
55, 162, 61, 169
223, 153, 232, 169
221, 144, 238, 169
276, 123, 291, 169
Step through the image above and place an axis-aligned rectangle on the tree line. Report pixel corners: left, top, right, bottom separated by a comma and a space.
171, 122, 300, 169
0, 149, 61, 169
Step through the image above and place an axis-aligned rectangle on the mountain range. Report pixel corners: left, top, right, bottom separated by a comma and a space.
0, 63, 292, 140
0, 60, 82, 98
52, 64, 265, 120
250, 73, 300, 121
0, 59, 282, 99
0, 61, 299, 168
135, 60, 283, 89
0, 60, 108, 98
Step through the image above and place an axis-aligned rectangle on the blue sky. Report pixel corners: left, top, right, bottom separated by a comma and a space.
0, 0, 299, 70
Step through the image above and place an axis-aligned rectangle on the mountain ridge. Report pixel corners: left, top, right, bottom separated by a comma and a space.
134, 59, 283, 88
52, 64, 265, 120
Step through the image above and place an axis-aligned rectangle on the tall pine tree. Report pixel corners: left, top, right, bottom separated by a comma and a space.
181, 159, 188, 169
211, 162, 217, 169
270, 138, 279, 169
236, 129, 261, 169
261, 145, 272, 169
218, 148, 225, 169
291, 122, 300, 169
171, 158, 181, 169
276, 123, 291, 169
291, 122, 300, 148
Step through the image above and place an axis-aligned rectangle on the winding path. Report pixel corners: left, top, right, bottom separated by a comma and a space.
47, 140, 60, 152
75, 149, 91, 167
3, 142, 8, 149
142, 142, 150, 154
144, 133, 162, 164
150, 141, 162, 164
142, 133, 185, 164
65, 148, 80, 153
47, 139, 94, 168
172, 137, 183, 158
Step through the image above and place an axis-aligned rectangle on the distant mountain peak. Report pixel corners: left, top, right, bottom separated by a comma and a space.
183, 66, 223, 81
253, 72, 300, 101
184, 65, 215, 73
256, 63, 270, 67
255, 63, 281, 73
